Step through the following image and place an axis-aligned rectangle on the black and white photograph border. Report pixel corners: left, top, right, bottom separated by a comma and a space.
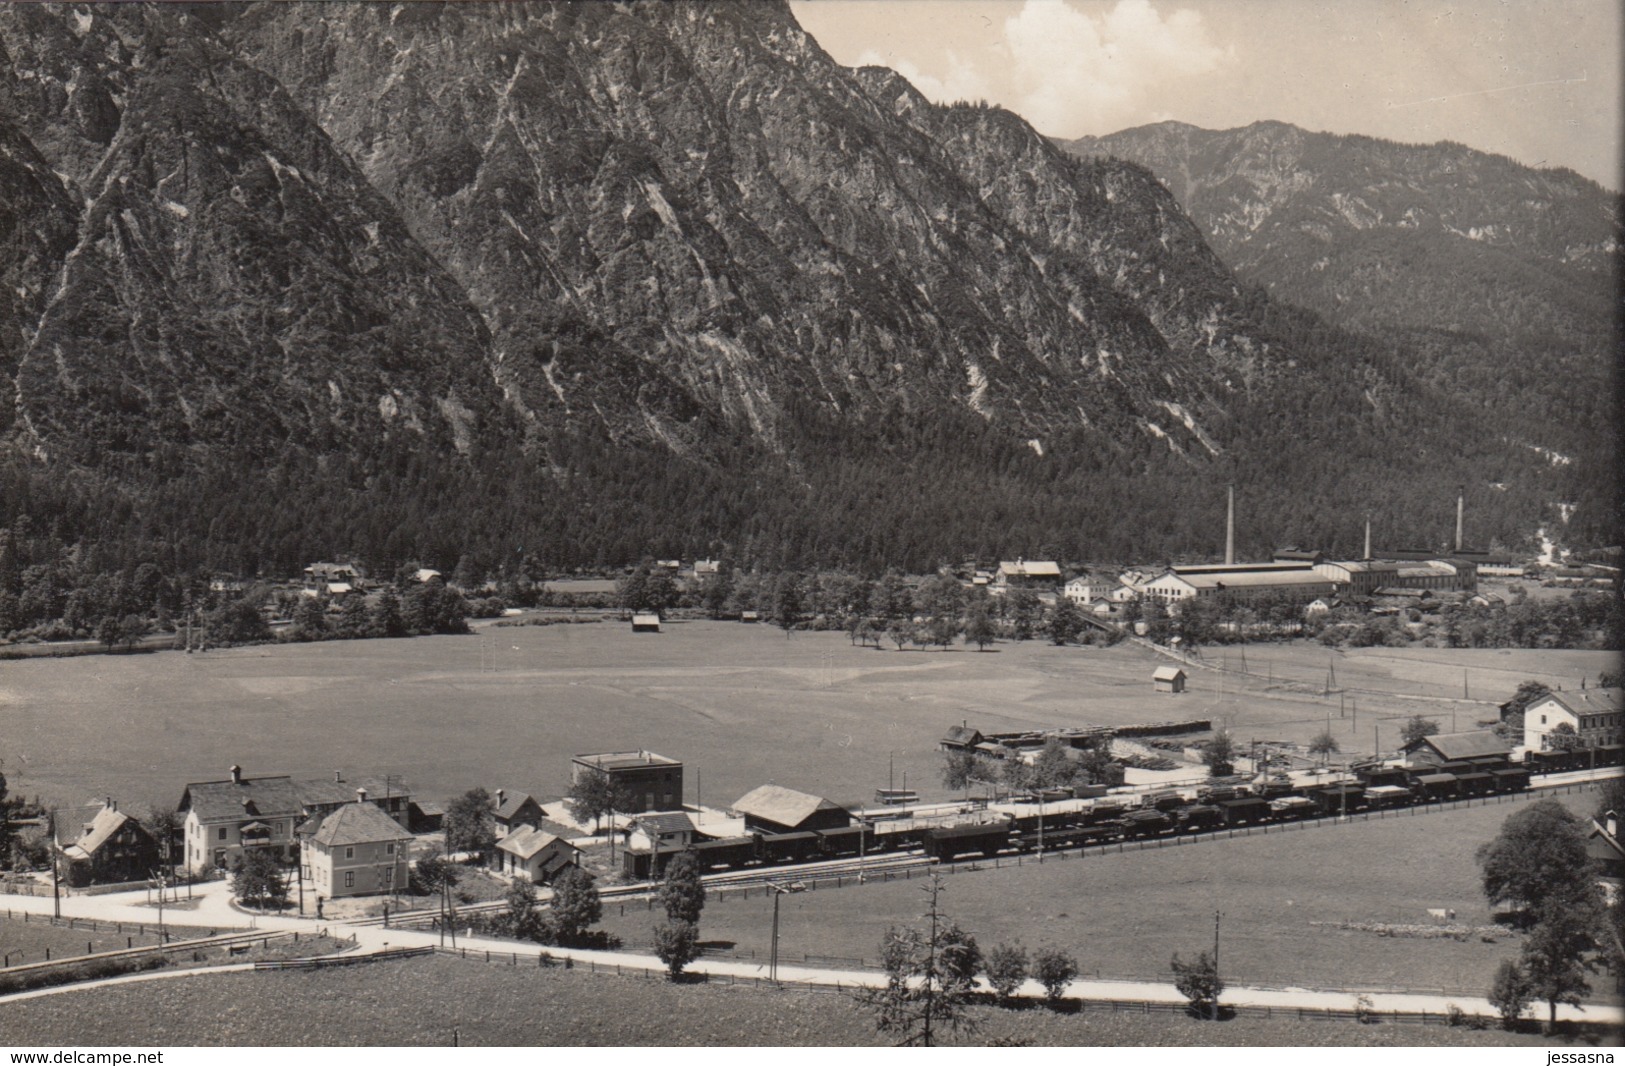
0, 0, 1619, 1052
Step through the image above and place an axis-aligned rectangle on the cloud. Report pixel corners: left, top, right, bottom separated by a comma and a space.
855, 47, 994, 107
1001, 0, 1230, 136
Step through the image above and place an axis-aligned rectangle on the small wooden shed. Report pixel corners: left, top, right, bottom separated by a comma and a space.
631, 612, 662, 633
1152, 665, 1187, 693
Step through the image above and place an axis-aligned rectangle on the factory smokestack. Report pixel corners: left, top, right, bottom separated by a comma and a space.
1456, 488, 1464, 553
1225, 485, 1235, 566
1364, 516, 1372, 562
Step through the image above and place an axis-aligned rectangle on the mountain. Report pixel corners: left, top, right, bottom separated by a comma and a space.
0, 3, 1574, 587
1063, 121, 1621, 545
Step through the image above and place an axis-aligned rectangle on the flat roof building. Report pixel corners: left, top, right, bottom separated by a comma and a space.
571, 751, 684, 813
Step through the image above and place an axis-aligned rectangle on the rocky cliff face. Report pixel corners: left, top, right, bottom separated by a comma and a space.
0, 4, 1576, 565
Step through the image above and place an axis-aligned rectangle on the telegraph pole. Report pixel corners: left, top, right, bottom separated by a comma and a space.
1212, 909, 1222, 1021
48, 809, 60, 920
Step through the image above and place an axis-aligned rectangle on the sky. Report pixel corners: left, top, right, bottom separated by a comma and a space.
789, 0, 1622, 189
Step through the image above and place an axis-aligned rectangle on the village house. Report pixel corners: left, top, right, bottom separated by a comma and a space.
178, 767, 306, 873
302, 562, 364, 598
53, 801, 160, 887
493, 827, 580, 884
993, 559, 1062, 593
1588, 811, 1622, 902
491, 789, 545, 839
1063, 576, 1111, 604
177, 766, 413, 874
1522, 689, 1623, 751
300, 793, 413, 901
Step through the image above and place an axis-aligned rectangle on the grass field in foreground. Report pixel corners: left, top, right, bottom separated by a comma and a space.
0, 916, 218, 968
4, 619, 1612, 816
604, 785, 1615, 996
0, 954, 1582, 1047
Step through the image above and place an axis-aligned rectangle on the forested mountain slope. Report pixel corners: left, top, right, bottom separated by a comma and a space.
1065, 121, 1620, 547
0, 3, 1573, 588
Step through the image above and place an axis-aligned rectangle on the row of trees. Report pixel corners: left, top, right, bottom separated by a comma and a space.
858, 875, 1222, 1045
941, 738, 1125, 801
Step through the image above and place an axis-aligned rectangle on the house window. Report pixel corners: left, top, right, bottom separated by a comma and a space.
386, 843, 395, 855
344, 871, 354, 888
344, 846, 354, 859
217, 827, 227, 841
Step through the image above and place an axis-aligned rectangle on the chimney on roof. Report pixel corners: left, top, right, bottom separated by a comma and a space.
229, 764, 242, 785
1608, 811, 1617, 838
356, 787, 368, 805
1225, 485, 1235, 566
334, 770, 343, 783
495, 788, 505, 808
105, 796, 113, 812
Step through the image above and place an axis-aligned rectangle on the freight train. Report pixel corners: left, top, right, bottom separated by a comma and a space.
623, 750, 1578, 879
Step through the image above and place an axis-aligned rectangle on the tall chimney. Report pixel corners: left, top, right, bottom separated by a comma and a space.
1456, 488, 1464, 553
1364, 516, 1372, 562
495, 788, 505, 808
334, 770, 342, 783
356, 787, 368, 805
1225, 485, 1235, 566
229, 764, 242, 785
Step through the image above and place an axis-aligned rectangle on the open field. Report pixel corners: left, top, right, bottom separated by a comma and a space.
0, 953, 1584, 1047
605, 785, 1618, 996
0, 620, 1614, 815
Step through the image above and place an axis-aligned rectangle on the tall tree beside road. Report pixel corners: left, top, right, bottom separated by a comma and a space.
658, 850, 706, 927
653, 920, 699, 979
1171, 950, 1224, 1018
551, 867, 603, 946
1488, 958, 1532, 1029
1032, 948, 1078, 1006
858, 875, 976, 1047
984, 942, 1028, 1004
444, 788, 496, 860
1520, 903, 1606, 1031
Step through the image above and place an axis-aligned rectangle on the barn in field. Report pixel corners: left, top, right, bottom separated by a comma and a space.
1153, 665, 1187, 693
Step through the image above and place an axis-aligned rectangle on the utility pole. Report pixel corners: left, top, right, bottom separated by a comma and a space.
49, 809, 60, 921
1212, 909, 1222, 1021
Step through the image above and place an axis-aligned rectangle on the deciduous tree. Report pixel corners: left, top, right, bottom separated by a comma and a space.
1476, 799, 1594, 920
550, 866, 602, 945
1171, 949, 1223, 1018
232, 848, 288, 910
658, 850, 706, 927
1488, 958, 1531, 1029
1400, 715, 1441, 748
1032, 948, 1078, 1006
984, 941, 1028, 1004
444, 788, 496, 860
653, 919, 699, 979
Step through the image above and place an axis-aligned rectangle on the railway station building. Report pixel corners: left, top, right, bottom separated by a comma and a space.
732, 784, 852, 834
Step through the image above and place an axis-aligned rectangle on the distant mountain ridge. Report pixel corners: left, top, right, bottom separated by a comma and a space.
0, 5, 1584, 575
1063, 121, 1619, 543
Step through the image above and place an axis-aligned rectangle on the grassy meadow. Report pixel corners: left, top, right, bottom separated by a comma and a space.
0, 618, 1612, 816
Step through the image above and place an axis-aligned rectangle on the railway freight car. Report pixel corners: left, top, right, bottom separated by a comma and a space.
922, 821, 1012, 862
